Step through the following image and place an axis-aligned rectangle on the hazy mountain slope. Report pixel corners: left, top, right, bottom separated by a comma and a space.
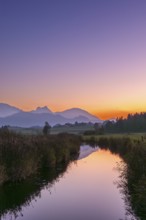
0, 113, 101, 127
0, 103, 21, 117
0, 103, 102, 127
0, 112, 68, 127
56, 108, 101, 123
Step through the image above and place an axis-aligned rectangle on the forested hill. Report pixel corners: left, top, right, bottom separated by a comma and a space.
104, 113, 146, 133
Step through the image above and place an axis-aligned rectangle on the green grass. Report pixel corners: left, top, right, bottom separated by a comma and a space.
51, 125, 94, 134
83, 132, 146, 144
9, 124, 94, 135
9, 126, 43, 135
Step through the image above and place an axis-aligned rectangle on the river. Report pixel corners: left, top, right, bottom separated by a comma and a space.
1, 145, 137, 220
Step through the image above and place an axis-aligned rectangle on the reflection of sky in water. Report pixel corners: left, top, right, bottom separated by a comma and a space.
78, 145, 99, 160
3, 147, 136, 220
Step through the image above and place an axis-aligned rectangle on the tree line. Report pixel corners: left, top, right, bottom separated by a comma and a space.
104, 112, 146, 133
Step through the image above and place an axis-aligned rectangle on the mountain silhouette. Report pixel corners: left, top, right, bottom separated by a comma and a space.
0, 103, 102, 127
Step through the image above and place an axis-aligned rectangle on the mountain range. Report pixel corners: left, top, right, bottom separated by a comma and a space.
0, 103, 102, 127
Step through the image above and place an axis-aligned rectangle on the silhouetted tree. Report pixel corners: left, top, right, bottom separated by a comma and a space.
94, 123, 99, 131
43, 122, 51, 135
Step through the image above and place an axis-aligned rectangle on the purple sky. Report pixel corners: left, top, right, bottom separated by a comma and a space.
0, 0, 146, 119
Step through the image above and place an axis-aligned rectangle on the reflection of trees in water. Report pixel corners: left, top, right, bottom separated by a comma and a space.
0, 163, 72, 219
88, 136, 146, 220
115, 161, 140, 220
122, 146, 146, 220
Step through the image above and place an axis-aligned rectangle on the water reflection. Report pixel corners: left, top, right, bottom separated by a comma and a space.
0, 165, 69, 219
115, 161, 140, 220
0, 146, 138, 220
78, 144, 99, 160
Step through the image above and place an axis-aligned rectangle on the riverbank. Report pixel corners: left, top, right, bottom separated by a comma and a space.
1, 128, 146, 219
83, 132, 146, 143
1, 147, 129, 220
84, 134, 146, 220
0, 129, 81, 185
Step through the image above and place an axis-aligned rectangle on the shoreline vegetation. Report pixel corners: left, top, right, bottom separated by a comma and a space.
1, 124, 146, 219
0, 165, 69, 218
85, 135, 146, 220
0, 128, 81, 185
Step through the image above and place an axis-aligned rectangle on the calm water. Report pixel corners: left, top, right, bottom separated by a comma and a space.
1, 146, 136, 220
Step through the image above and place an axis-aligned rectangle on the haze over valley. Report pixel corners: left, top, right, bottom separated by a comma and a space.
0, 103, 101, 127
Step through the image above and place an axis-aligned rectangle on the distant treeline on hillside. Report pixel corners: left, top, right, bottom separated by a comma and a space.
104, 113, 146, 133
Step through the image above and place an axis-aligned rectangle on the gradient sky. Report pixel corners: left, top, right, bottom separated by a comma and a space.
0, 0, 146, 119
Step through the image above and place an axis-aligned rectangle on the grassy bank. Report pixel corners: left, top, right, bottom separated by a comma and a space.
84, 134, 146, 220
83, 132, 146, 143
0, 129, 81, 185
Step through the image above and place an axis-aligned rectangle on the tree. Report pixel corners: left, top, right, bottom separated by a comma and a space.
43, 122, 51, 135
94, 123, 99, 132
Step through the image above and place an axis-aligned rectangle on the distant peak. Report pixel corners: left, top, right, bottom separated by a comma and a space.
62, 107, 89, 113
32, 106, 52, 114
36, 106, 49, 110
56, 107, 101, 122
0, 102, 21, 117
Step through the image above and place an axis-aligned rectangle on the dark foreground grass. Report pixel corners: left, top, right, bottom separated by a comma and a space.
0, 129, 81, 185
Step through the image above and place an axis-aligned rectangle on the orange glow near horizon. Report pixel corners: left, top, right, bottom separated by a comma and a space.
2, 93, 146, 120
95, 110, 130, 120
1, 1, 146, 122
5, 99, 146, 121
94, 107, 146, 120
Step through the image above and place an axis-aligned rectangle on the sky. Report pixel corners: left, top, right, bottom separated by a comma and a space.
0, 0, 146, 119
